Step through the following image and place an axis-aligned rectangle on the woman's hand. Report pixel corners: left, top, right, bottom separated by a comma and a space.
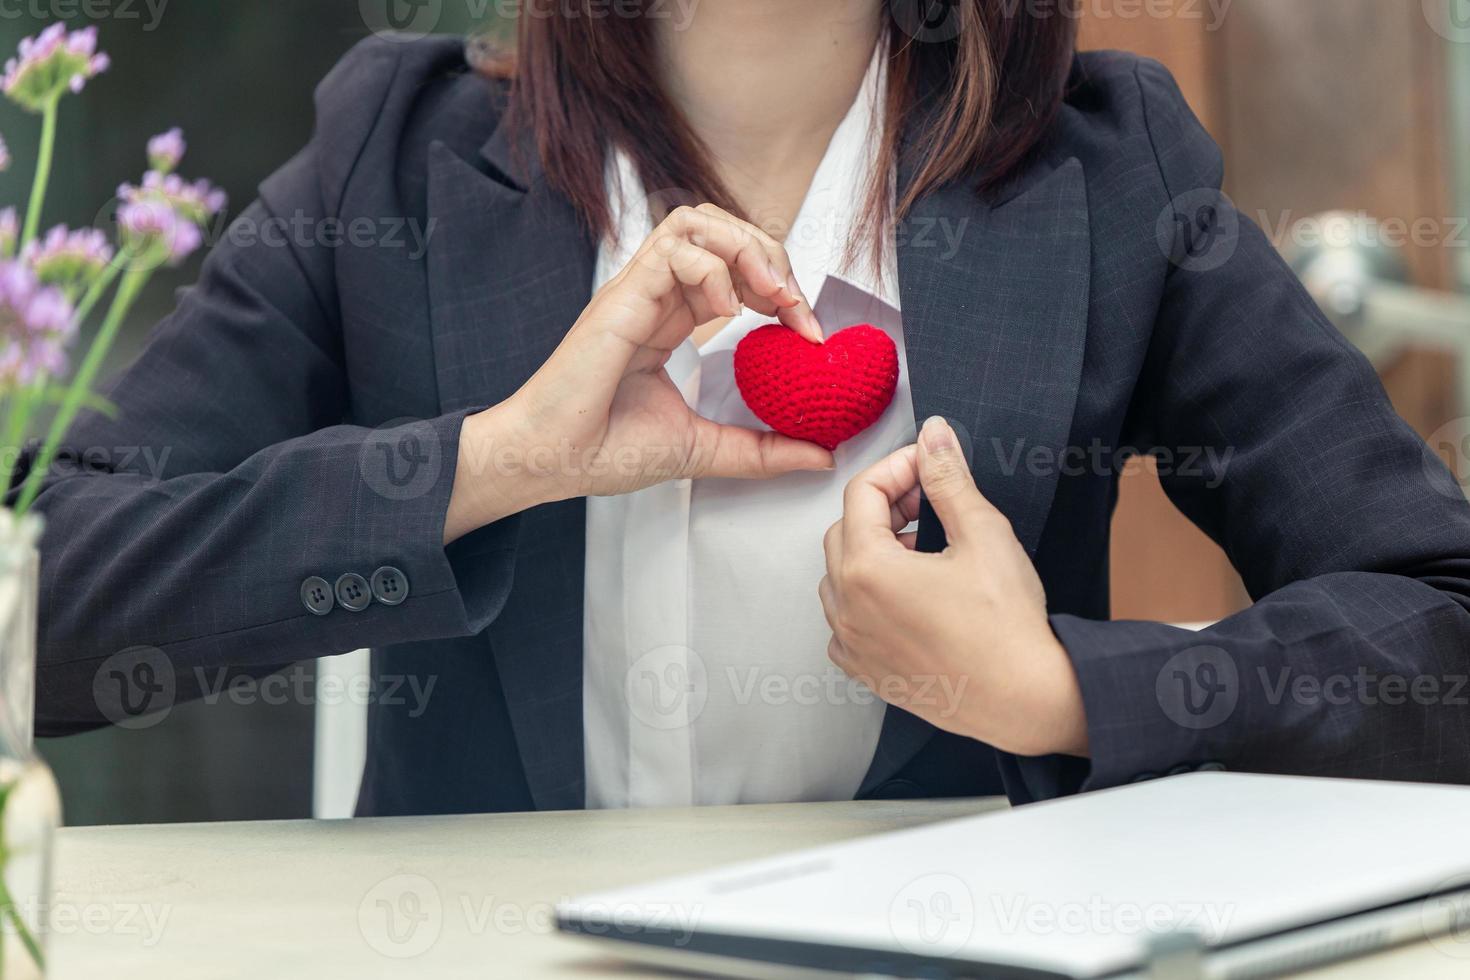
819, 416, 1090, 759
445, 204, 833, 542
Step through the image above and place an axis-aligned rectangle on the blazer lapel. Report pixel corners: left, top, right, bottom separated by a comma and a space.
860, 155, 1093, 795
425, 122, 595, 811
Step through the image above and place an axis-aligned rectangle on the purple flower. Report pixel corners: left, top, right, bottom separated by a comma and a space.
22, 225, 114, 299
0, 208, 16, 259
118, 170, 227, 227
147, 127, 185, 174
118, 199, 203, 266
3, 23, 110, 113
0, 258, 75, 385
113, 131, 224, 266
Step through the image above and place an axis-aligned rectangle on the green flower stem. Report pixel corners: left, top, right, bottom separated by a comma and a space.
0, 381, 44, 512
15, 263, 152, 515
72, 253, 126, 329
0, 776, 42, 971
0, 871, 43, 972
20, 97, 60, 251
0, 252, 125, 506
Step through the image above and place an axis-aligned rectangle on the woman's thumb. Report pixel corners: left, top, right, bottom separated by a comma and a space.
917, 416, 987, 543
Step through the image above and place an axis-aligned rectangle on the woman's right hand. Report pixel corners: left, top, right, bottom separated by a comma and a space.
444, 204, 833, 543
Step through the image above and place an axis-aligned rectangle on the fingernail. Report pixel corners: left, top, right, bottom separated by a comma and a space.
767, 262, 785, 290
804, 311, 824, 343
729, 289, 742, 314
922, 416, 954, 452
786, 272, 806, 305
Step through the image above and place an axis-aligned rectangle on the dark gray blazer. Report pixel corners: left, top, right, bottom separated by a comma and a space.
26, 36, 1470, 814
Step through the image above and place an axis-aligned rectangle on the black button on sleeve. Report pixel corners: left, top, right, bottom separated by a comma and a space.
370, 566, 409, 606
1197, 762, 1227, 772
335, 572, 372, 612
301, 576, 335, 616
869, 779, 924, 800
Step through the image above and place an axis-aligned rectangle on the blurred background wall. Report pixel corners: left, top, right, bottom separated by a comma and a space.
0, 1, 1465, 823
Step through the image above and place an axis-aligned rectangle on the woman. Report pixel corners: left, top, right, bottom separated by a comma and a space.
27, 1, 1470, 814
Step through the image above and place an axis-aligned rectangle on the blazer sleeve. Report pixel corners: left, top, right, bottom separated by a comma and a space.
1007, 59, 1470, 800
24, 37, 519, 735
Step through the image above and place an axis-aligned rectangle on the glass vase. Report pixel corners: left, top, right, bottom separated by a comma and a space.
0, 512, 60, 980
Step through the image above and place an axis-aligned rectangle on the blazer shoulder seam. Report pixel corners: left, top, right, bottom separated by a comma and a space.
328, 41, 409, 218
1130, 59, 1177, 208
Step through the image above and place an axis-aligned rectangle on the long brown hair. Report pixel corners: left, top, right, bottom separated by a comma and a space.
473, 2, 1078, 242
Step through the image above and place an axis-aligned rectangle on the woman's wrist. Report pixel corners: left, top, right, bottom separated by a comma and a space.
956, 631, 1089, 760
1024, 632, 1090, 759
442, 399, 567, 545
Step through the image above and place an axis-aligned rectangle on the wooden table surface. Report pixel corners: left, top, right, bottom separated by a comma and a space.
46, 799, 1466, 978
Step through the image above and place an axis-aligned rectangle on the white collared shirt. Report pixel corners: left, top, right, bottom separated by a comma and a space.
582, 50, 916, 808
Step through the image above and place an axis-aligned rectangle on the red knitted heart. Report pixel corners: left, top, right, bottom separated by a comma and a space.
733, 323, 899, 451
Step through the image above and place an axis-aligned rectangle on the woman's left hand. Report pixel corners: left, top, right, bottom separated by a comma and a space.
819, 416, 1090, 759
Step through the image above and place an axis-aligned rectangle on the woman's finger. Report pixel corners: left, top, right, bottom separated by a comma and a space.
892, 483, 923, 532
653, 205, 822, 343
622, 220, 813, 345
661, 238, 741, 321
582, 242, 726, 354
841, 444, 920, 553
687, 415, 834, 479
827, 635, 854, 672
822, 520, 843, 575
818, 574, 838, 628
691, 204, 823, 344
917, 416, 999, 548
677, 205, 786, 296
